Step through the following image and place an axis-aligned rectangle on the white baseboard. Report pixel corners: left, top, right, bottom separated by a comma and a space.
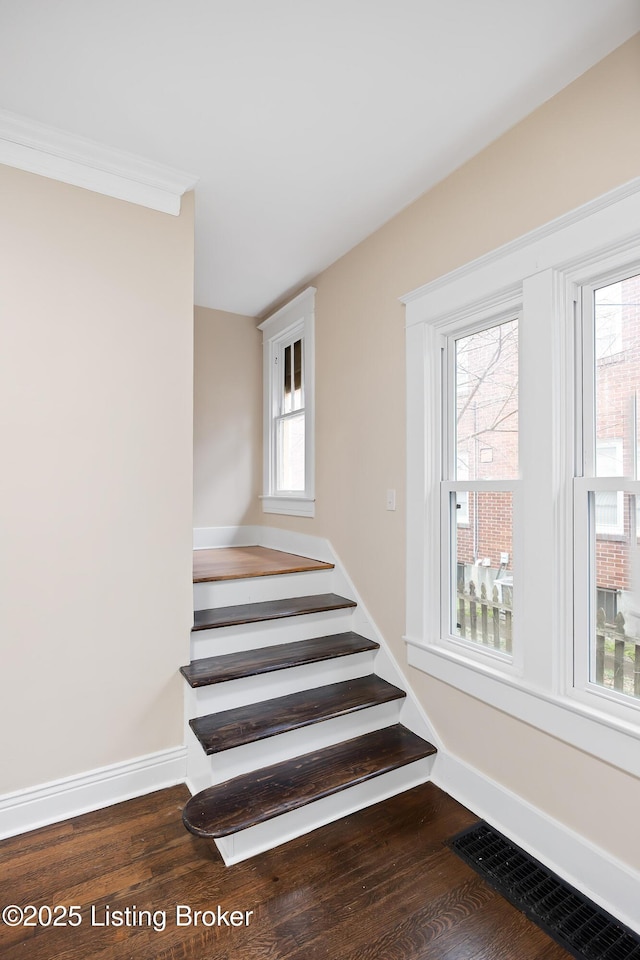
193, 525, 263, 549
0, 746, 187, 840
192, 524, 334, 562
434, 751, 640, 937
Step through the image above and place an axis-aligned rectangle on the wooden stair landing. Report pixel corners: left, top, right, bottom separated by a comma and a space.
180, 631, 378, 687
193, 593, 356, 632
193, 546, 333, 583
189, 676, 406, 754
182, 725, 437, 839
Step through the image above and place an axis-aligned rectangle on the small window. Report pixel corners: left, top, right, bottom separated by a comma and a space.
259, 288, 315, 517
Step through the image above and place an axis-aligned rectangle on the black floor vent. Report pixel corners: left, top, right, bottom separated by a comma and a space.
449, 822, 640, 960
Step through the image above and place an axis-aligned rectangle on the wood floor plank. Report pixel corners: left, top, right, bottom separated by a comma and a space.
193, 546, 333, 583
189, 675, 406, 753
180, 631, 378, 687
0, 783, 574, 960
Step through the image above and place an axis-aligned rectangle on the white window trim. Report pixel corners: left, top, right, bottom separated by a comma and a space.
402, 176, 640, 780
259, 287, 316, 518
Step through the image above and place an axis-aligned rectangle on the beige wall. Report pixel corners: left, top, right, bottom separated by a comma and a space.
0, 166, 194, 793
193, 307, 262, 528
262, 34, 640, 868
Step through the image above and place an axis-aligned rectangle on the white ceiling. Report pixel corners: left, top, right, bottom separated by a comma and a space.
0, 1, 639, 317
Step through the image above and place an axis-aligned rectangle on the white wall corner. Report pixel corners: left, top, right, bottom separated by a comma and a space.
0, 109, 199, 215
0, 747, 187, 840
433, 751, 640, 937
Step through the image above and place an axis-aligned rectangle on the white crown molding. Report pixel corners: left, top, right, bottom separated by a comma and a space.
0, 746, 187, 839
401, 175, 640, 314
0, 109, 199, 215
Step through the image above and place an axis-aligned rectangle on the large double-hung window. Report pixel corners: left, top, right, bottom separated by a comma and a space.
404, 181, 640, 780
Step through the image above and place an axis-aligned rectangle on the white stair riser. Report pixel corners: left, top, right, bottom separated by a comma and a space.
196, 701, 404, 786
190, 610, 358, 659
190, 651, 378, 716
213, 756, 435, 865
193, 569, 335, 611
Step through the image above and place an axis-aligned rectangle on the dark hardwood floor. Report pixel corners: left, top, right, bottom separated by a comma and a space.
0, 783, 571, 960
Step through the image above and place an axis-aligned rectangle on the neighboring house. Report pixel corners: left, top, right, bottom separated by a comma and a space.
1, 30, 640, 937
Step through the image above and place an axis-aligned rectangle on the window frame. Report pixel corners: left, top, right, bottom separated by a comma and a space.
439, 311, 522, 671
573, 262, 640, 720
403, 178, 640, 781
273, 328, 306, 495
259, 287, 316, 517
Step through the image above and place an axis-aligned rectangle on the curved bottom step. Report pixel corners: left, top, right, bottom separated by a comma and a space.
183, 725, 437, 862
218, 756, 435, 865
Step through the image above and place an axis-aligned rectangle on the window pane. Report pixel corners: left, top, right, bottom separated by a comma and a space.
590, 489, 640, 701
276, 414, 305, 492
595, 490, 623, 534
595, 274, 640, 479
452, 490, 513, 653
294, 338, 303, 401
283, 338, 304, 414
595, 441, 624, 534
283, 344, 292, 413
455, 319, 518, 481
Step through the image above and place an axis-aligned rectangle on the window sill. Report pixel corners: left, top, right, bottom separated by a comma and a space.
260, 495, 315, 518
404, 635, 640, 780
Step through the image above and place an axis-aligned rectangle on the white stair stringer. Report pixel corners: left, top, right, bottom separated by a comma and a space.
251, 524, 441, 752
214, 755, 436, 866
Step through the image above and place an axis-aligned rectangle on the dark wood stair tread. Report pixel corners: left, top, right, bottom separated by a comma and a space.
189, 676, 406, 754
193, 593, 356, 632
180, 631, 378, 688
182, 725, 437, 838
193, 546, 334, 583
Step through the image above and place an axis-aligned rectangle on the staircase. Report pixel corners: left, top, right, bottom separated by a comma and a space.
180, 545, 437, 864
